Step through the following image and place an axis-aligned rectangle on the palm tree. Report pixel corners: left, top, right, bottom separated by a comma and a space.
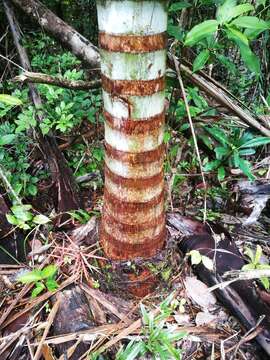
97, 0, 168, 260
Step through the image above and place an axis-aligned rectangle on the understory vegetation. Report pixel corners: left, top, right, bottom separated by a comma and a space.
0, 0, 270, 359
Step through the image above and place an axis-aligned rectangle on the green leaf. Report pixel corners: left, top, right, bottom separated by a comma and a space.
6, 214, 19, 226
226, 27, 249, 45
193, 49, 210, 72
260, 277, 269, 290
11, 205, 33, 222
218, 166, 226, 181
41, 265, 58, 279
216, 54, 237, 74
231, 16, 270, 31
140, 303, 149, 325
189, 250, 202, 265
0, 94, 22, 106
242, 263, 255, 270
238, 158, 255, 180
184, 20, 219, 46
31, 282, 45, 298
33, 214, 51, 225
240, 137, 270, 148
167, 24, 184, 41
0, 134, 16, 146
164, 131, 171, 144
254, 245, 262, 265
45, 278, 59, 292
205, 126, 230, 145
204, 159, 222, 171
216, 0, 237, 24
219, 3, 254, 24
239, 148, 256, 156
18, 269, 43, 284
215, 146, 229, 159
202, 256, 214, 270
244, 247, 255, 262
226, 28, 260, 74
169, 1, 191, 12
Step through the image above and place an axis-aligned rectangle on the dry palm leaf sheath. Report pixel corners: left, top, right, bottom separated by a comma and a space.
98, 0, 168, 260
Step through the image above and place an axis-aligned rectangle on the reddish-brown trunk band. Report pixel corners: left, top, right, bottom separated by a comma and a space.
105, 142, 165, 164
99, 32, 167, 53
101, 74, 165, 96
104, 110, 165, 135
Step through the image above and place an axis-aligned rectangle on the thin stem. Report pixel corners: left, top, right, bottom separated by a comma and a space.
172, 54, 207, 222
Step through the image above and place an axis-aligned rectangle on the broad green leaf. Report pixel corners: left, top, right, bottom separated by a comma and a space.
190, 250, 202, 265
205, 126, 230, 145
204, 159, 222, 171
215, 146, 229, 159
122, 341, 145, 360
6, 214, 19, 226
0, 94, 22, 106
193, 49, 210, 72
18, 269, 43, 284
231, 16, 270, 31
244, 27, 268, 40
240, 137, 270, 148
167, 24, 184, 41
202, 256, 214, 270
184, 20, 219, 46
238, 157, 255, 179
221, 4, 254, 23
218, 166, 226, 181
169, 1, 191, 12
226, 27, 260, 74
45, 278, 59, 292
41, 264, 57, 279
33, 214, 51, 225
239, 148, 256, 156
31, 282, 45, 298
217, 0, 237, 24
11, 205, 33, 222
0, 134, 16, 146
233, 151, 240, 167
226, 27, 249, 45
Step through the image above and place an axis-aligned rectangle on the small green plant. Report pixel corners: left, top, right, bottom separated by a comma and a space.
6, 204, 50, 230
242, 245, 270, 290
115, 293, 187, 360
183, 0, 270, 75
203, 126, 270, 180
18, 264, 59, 297
188, 250, 214, 270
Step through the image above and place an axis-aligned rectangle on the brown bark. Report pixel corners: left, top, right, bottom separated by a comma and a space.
3, 0, 81, 212
11, 0, 100, 68
13, 71, 101, 90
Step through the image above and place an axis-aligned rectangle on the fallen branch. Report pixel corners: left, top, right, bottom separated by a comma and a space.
11, 0, 100, 68
13, 71, 101, 90
177, 61, 270, 137
224, 268, 270, 281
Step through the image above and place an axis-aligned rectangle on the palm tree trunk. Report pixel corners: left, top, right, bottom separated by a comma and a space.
97, 0, 168, 260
